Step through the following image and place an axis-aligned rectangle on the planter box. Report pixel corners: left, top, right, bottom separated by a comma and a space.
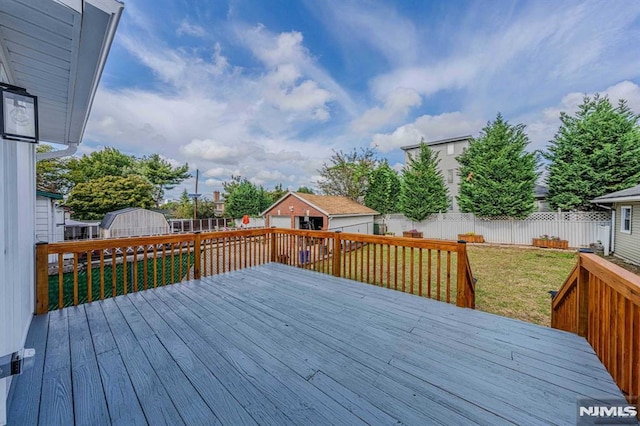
458, 234, 484, 243
403, 231, 423, 238
532, 238, 569, 249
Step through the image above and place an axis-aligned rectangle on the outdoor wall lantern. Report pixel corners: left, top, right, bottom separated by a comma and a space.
1, 84, 38, 143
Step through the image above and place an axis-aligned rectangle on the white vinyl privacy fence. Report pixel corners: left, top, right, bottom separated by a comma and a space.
380, 211, 612, 248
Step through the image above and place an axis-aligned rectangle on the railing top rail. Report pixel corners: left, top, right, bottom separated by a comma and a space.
580, 252, 640, 306
47, 233, 198, 253
270, 228, 461, 251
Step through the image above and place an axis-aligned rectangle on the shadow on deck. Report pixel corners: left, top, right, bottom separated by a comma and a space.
8, 263, 626, 425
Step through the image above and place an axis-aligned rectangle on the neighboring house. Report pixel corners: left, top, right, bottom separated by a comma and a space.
592, 184, 640, 265
35, 191, 65, 243
262, 192, 378, 234
100, 208, 170, 238
0, 1, 123, 422
401, 135, 471, 212
534, 185, 551, 212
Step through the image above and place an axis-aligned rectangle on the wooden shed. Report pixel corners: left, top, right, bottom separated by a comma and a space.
100, 208, 170, 238
262, 192, 378, 234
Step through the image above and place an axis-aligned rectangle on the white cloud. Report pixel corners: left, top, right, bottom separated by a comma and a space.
372, 112, 482, 153
351, 88, 421, 133
176, 20, 206, 38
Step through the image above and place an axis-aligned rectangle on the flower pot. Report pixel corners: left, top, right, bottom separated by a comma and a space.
458, 234, 484, 243
403, 231, 423, 238
532, 238, 568, 249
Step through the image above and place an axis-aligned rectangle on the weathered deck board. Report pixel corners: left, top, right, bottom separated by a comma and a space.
8, 263, 627, 425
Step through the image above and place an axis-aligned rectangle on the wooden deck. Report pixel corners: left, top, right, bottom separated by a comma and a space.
8, 263, 625, 425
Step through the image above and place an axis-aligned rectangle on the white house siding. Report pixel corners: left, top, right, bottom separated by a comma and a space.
0, 141, 35, 423
613, 202, 640, 265
35, 197, 65, 243
328, 215, 375, 234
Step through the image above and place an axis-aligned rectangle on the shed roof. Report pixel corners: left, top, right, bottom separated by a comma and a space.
591, 184, 640, 203
36, 190, 63, 200
401, 135, 472, 151
263, 192, 378, 217
100, 207, 142, 229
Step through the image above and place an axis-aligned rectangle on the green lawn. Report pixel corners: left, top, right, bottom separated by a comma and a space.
468, 245, 577, 326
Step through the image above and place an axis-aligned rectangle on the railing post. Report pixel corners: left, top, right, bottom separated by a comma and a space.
194, 232, 201, 280
456, 240, 468, 308
332, 231, 342, 277
270, 227, 277, 262
35, 242, 49, 314
577, 249, 592, 337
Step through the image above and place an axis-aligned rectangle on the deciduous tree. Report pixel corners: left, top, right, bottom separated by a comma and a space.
317, 148, 377, 202
64, 175, 155, 220
36, 145, 71, 194
223, 176, 271, 218
66, 147, 136, 183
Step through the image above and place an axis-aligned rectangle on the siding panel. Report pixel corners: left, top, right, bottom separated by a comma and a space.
614, 202, 640, 265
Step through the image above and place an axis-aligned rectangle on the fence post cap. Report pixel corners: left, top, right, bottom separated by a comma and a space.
578, 248, 593, 253
334, 230, 342, 233
457, 240, 467, 244
194, 231, 201, 234
36, 241, 48, 245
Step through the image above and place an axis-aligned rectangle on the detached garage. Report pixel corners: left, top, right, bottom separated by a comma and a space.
262, 192, 378, 234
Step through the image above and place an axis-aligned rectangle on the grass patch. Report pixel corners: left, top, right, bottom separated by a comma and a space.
468, 246, 577, 326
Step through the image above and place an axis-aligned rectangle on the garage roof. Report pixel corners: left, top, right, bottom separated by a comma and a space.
263, 192, 378, 217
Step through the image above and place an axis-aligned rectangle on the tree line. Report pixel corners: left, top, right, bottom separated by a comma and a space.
37, 147, 190, 220
318, 95, 640, 220
38, 94, 640, 221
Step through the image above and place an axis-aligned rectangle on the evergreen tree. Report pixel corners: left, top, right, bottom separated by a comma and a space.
457, 114, 539, 219
296, 186, 314, 194
400, 142, 449, 221
365, 160, 400, 215
139, 154, 190, 207
544, 95, 640, 210
268, 183, 288, 203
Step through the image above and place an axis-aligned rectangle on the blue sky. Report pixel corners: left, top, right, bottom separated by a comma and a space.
83, 0, 640, 200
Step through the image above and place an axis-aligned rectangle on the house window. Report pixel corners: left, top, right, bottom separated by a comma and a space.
621, 206, 632, 234
447, 143, 454, 155
447, 169, 454, 183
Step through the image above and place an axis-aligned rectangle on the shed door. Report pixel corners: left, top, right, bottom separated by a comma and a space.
271, 215, 292, 229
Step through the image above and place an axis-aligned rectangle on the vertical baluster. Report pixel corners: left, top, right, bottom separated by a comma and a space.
153, 245, 158, 288
132, 246, 138, 293
87, 251, 93, 303
73, 253, 79, 306
418, 249, 423, 296
427, 249, 432, 298
122, 247, 127, 295
143, 246, 148, 290
171, 243, 176, 283
446, 251, 452, 303
100, 251, 105, 299
436, 250, 441, 301
112, 248, 117, 297
162, 244, 167, 286
410, 247, 414, 294
58, 255, 64, 309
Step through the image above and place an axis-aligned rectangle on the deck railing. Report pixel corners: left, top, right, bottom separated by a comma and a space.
35, 228, 475, 314
551, 250, 640, 411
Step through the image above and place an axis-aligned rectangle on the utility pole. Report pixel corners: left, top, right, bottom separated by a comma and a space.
193, 169, 199, 220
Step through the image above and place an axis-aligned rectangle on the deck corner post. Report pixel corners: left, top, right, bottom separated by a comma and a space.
332, 231, 342, 277
35, 242, 49, 314
577, 252, 590, 337
456, 241, 468, 308
194, 232, 202, 280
